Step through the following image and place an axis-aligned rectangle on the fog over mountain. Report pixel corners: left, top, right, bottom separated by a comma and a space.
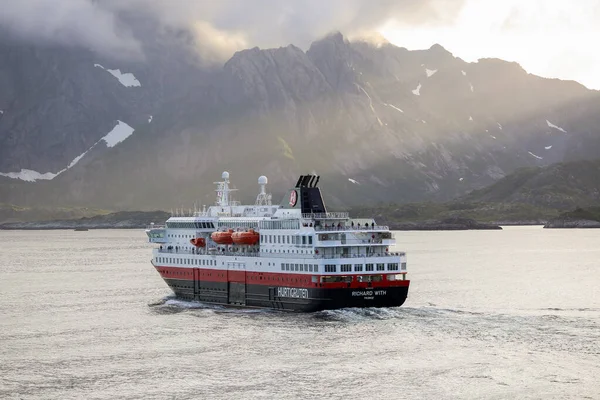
1, 3, 599, 211
0, 0, 466, 62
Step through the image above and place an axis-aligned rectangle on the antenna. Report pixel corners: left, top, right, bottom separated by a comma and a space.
256, 175, 271, 206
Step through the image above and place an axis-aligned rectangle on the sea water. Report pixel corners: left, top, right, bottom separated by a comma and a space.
0, 227, 598, 399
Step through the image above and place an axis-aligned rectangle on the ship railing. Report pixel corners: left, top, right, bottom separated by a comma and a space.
155, 247, 405, 259
314, 225, 389, 232
316, 238, 395, 245
302, 212, 349, 220
316, 252, 405, 259
146, 224, 166, 230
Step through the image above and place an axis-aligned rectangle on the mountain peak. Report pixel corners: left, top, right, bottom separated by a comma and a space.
349, 32, 390, 48
428, 43, 452, 56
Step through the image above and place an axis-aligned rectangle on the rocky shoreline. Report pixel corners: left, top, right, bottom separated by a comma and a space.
0, 211, 170, 230
0, 213, 503, 231
543, 218, 600, 228
389, 217, 502, 231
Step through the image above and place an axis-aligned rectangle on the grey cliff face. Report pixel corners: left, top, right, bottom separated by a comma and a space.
1, 26, 599, 210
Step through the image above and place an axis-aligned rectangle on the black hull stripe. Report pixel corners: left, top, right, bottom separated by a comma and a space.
162, 278, 409, 312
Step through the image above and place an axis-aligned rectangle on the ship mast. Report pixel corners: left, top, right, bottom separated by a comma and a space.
214, 171, 238, 208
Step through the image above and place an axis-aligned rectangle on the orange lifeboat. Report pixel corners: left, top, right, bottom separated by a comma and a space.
231, 229, 260, 245
189, 237, 206, 247
211, 229, 234, 245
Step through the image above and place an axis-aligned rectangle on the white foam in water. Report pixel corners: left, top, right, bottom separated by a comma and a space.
315, 307, 406, 321
163, 298, 216, 309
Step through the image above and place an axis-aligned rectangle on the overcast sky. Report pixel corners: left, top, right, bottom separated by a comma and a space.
1, 0, 598, 89
380, 0, 600, 89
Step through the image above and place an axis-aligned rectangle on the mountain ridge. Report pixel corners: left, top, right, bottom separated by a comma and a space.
1, 25, 600, 210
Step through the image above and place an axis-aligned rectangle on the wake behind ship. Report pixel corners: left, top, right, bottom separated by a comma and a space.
147, 172, 409, 312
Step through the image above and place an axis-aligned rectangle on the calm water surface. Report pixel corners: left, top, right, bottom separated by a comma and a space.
1, 227, 599, 399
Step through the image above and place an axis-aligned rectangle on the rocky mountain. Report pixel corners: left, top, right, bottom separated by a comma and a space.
544, 207, 600, 228
1, 25, 600, 211
463, 159, 600, 210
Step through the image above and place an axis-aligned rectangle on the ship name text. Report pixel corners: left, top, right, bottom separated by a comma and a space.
352, 290, 387, 297
277, 287, 309, 299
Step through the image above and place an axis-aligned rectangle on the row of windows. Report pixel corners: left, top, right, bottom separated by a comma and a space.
167, 222, 215, 229
262, 234, 313, 246
167, 234, 195, 238
217, 221, 259, 229
323, 263, 397, 273
259, 220, 300, 230
156, 257, 216, 266
281, 263, 319, 272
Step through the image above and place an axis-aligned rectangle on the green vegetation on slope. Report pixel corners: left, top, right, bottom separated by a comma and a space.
348, 202, 559, 225
557, 207, 600, 222
462, 159, 600, 210
0, 203, 111, 224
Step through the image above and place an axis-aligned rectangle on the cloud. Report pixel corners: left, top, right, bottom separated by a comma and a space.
0, 0, 143, 58
0, 0, 467, 62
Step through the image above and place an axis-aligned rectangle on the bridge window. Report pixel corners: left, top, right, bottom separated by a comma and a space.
387, 263, 399, 271
324, 265, 336, 273
340, 264, 352, 272
308, 236, 313, 245
354, 264, 363, 272
314, 265, 319, 272
377, 263, 385, 271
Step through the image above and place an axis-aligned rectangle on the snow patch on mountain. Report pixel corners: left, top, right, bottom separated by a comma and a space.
384, 103, 404, 113
0, 121, 134, 182
425, 68, 437, 77
546, 120, 567, 133
490, 135, 497, 139
0, 169, 58, 182
148, 115, 153, 123
348, 178, 360, 184
357, 85, 383, 126
461, 70, 467, 76
412, 83, 422, 96
469, 82, 474, 92
94, 64, 141, 87
528, 151, 543, 160
469, 116, 473, 121
103, 121, 135, 147
497, 123, 503, 130
545, 145, 553, 150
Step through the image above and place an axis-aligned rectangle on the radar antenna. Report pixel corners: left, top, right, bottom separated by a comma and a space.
255, 175, 272, 206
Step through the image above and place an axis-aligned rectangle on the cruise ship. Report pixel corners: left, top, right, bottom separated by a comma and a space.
146, 172, 409, 312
